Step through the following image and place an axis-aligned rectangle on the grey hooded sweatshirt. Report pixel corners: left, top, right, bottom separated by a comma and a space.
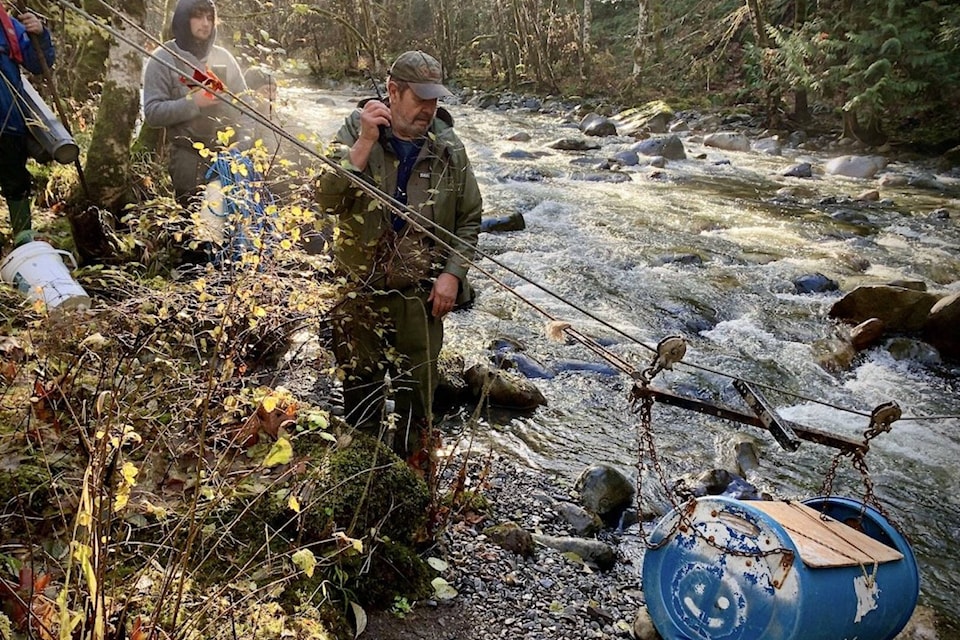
142, 0, 250, 196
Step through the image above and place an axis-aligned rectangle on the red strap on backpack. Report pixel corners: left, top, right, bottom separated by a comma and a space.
0, 4, 24, 65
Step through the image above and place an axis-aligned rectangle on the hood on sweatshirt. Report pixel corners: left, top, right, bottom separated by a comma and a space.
171, 0, 217, 60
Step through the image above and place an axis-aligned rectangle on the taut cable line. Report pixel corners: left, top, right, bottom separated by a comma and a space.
57, 0, 958, 426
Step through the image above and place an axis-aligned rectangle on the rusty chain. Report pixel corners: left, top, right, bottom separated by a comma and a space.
631, 342, 796, 585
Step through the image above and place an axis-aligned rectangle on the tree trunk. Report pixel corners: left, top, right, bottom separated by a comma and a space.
745, 0, 770, 47
791, 0, 811, 123
357, 0, 381, 72
495, 0, 518, 88
432, 0, 456, 80
632, 0, 650, 81
69, 0, 146, 261
580, 0, 592, 80
842, 109, 887, 146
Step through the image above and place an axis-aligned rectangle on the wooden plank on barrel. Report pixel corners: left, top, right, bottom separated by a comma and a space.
750, 501, 903, 568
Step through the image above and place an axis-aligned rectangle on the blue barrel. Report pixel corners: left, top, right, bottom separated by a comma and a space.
642, 496, 919, 639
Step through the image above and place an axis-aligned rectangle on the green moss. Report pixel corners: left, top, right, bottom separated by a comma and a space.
343, 539, 434, 608
301, 433, 429, 544
0, 464, 52, 519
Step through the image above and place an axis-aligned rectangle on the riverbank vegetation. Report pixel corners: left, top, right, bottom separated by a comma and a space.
1, 0, 958, 638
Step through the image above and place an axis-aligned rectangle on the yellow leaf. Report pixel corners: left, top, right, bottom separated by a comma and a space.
72, 542, 98, 596
288, 494, 301, 513
262, 395, 278, 413
263, 437, 293, 467
292, 548, 316, 577
121, 462, 139, 486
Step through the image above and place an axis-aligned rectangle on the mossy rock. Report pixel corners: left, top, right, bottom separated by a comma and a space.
344, 539, 435, 608
301, 433, 429, 544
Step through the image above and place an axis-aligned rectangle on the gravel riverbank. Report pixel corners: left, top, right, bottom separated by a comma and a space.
364, 452, 647, 640
362, 451, 943, 640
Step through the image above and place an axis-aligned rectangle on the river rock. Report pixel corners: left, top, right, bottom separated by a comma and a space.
856, 189, 880, 201
530, 534, 617, 570
886, 280, 927, 291
630, 135, 687, 160
612, 100, 674, 136
793, 272, 839, 294
719, 433, 761, 477
922, 291, 960, 361
824, 155, 887, 179
496, 167, 551, 182
878, 173, 909, 187
752, 136, 783, 155
485, 521, 535, 557
850, 317, 885, 351
547, 137, 602, 151
500, 149, 539, 160
464, 363, 547, 410
506, 131, 531, 142
703, 131, 751, 152
610, 150, 640, 166
887, 337, 943, 364
907, 173, 946, 191
569, 170, 633, 183
942, 144, 960, 168
781, 162, 813, 178
575, 463, 635, 524
828, 285, 940, 332
580, 113, 618, 137
481, 211, 526, 233
633, 605, 659, 640
555, 501, 603, 536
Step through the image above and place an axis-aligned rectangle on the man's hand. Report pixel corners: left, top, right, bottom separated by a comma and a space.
348, 100, 391, 172
358, 99, 391, 143
191, 89, 219, 109
428, 272, 460, 318
18, 12, 44, 35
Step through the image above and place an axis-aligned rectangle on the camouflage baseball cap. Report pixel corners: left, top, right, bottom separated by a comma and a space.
388, 50, 452, 99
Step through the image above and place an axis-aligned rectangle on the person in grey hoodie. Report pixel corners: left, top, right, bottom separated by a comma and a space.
142, 0, 249, 206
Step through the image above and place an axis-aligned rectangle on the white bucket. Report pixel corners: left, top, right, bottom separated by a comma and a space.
0, 241, 91, 311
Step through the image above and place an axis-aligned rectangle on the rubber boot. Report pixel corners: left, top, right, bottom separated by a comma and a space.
6, 199, 34, 247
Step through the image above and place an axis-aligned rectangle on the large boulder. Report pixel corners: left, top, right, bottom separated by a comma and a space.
580, 112, 618, 137
703, 132, 751, 152
828, 285, 940, 332
630, 135, 687, 160
824, 155, 888, 179
302, 433, 430, 543
547, 137, 601, 151
922, 292, 960, 361
575, 463, 635, 525
464, 363, 547, 410
612, 100, 674, 136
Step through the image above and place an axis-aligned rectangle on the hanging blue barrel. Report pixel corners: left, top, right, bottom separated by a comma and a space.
642, 495, 919, 639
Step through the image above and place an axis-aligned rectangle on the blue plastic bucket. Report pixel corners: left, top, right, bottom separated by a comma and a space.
642, 496, 919, 639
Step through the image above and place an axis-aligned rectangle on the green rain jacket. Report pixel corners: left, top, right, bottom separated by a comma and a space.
316, 102, 482, 305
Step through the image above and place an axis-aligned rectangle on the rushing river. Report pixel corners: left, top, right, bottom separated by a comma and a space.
280, 82, 960, 634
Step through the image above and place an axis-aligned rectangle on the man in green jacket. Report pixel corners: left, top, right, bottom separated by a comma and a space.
316, 50, 482, 460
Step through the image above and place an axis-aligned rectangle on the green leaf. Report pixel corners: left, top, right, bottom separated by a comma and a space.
427, 557, 449, 572
292, 548, 316, 577
263, 437, 293, 467
431, 577, 458, 600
